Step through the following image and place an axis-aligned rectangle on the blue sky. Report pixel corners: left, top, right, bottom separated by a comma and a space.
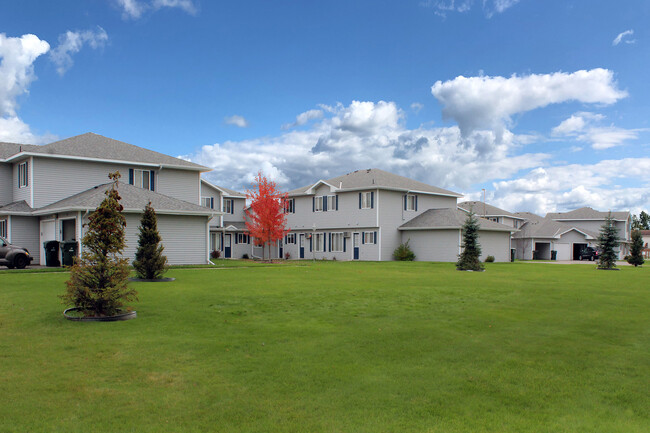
1, 0, 649, 214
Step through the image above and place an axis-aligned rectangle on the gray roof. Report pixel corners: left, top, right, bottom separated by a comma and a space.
201, 178, 246, 198
222, 221, 247, 230
458, 201, 521, 218
2, 133, 209, 171
34, 182, 215, 216
399, 208, 515, 231
0, 200, 33, 214
287, 168, 462, 197
513, 211, 545, 223
512, 217, 599, 240
546, 207, 629, 221
0, 142, 41, 160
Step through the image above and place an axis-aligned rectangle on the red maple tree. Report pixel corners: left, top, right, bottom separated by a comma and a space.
244, 172, 290, 261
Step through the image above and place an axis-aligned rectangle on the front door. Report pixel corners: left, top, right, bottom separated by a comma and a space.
299, 234, 305, 259
353, 233, 360, 260
224, 234, 232, 258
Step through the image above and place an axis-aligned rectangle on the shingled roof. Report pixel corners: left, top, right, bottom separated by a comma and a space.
512, 216, 599, 240
287, 168, 462, 197
546, 207, 629, 221
34, 182, 216, 216
458, 201, 523, 219
399, 208, 515, 231
0, 200, 33, 215
2, 133, 209, 171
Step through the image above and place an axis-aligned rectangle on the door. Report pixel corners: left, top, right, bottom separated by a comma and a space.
279, 239, 283, 260
40, 219, 56, 264
299, 234, 305, 259
224, 234, 232, 258
353, 233, 360, 260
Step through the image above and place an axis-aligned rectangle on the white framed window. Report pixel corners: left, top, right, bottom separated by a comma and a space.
314, 233, 324, 252
363, 231, 376, 244
327, 195, 337, 211
0, 219, 7, 238
314, 196, 323, 212
331, 232, 344, 252
202, 197, 214, 209
132, 169, 153, 191
284, 198, 295, 214
237, 233, 249, 244
286, 233, 296, 244
18, 162, 28, 188
361, 192, 372, 209
514, 220, 520, 229
406, 195, 416, 211
223, 199, 233, 214
488, 217, 500, 223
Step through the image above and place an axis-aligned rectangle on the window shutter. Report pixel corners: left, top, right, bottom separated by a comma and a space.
343, 237, 346, 252
129, 168, 134, 185
336, 195, 339, 210
150, 170, 155, 191
230, 200, 234, 214
309, 237, 312, 252
371, 192, 374, 209
234, 234, 238, 244
404, 195, 407, 211
374, 231, 377, 244
323, 196, 327, 212
211, 197, 214, 209
329, 233, 332, 252
415, 196, 418, 211
359, 192, 362, 209
313, 197, 315, 212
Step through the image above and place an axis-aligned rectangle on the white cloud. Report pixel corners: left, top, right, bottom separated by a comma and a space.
410, 102, 424, 113
0, 33, 53, 144
116, 0, 197, 19
612, 29, 635, 46
420, 0, 520, 18
49, 27, 108, 76
282, 109, 324, 130
552, 112, 640, 149
183, 100, 548, 192
431, 69, 627, 138
224, 115, 249, 128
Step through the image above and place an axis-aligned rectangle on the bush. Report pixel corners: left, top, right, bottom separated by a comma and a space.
284, 252, 291, 260
393, 240, 415, 261
242, 254, 250, 259
210, 250, 221, 259
485, 255, 495, 263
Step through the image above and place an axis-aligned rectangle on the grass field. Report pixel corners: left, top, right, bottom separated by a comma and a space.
1, 262, 648, 432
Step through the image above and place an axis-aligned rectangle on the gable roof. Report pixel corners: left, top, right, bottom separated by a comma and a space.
512, 216, 599, 240
458, 201, 523, 219
513, 211, 545, 223
201, 178, 246, 198
287, 168, 462, 197
546, 207, 629, 221
398, 208, 514, 232
2, 133, 209, 171
33, 182, 217, 216
0, 142, 41, 160
0, 200, 33, 215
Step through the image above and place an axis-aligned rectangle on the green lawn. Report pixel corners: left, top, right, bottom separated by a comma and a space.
1, 262, 648, 432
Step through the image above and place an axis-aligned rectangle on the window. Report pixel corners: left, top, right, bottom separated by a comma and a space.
327, 195, 337, 211
488, 217, 500, 223
405, 195, 417, 211
314, 233, 324, 252
284, 198, 295, 214
237, 233, 249, 244
202, 197, 214, 209
129, 168, 154, 191
514, 220, 520, 229
360, 191, 374, 209
363, 231, 376, 244
223, 199, 234, 214
314, 196, 323, 212
18, 162, 28, 188
286, 233, 296, 244
331, 233, 344, 252
0, 219, 6, 238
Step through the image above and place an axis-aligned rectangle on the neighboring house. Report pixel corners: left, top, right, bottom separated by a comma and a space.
546, 207, 632, 259
458, 201, 526, 229
638, 229, 650, 258
0, 133, 218, 265
511, 211, 600, 260
280, 169, 514, 262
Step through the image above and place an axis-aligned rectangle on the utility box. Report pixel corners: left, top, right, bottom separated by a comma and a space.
60, 241, 79, 267
43, 241, 61, 267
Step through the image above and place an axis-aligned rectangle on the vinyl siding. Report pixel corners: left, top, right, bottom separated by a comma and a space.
157, 169, 201, 204
402, 229, 460, 262
200, 183, 222, 227
12, 160, 31, 206
477, 231, 511, 262
224, 197, 246, 223
0, 163, 12, 206
281, 230, 378, 261
10, 216, 40, 265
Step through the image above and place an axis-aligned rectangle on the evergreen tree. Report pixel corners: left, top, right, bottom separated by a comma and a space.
133, 202, 168, 279
457, 210, 484, 271
640, 211, 650, 230
597, 212, 619, 270
627, 229, 645, 267
61, 172, 137, 316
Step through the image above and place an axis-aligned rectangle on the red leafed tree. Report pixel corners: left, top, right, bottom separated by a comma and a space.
244, 172, 290, 261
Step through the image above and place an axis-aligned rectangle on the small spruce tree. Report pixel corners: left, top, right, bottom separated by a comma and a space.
133, 202, 168, 279
597, 212, 620, 270
393, 239, 416, 261
627, 229, 644, 267
61, 172, 137, 317
457, 210, 484, 271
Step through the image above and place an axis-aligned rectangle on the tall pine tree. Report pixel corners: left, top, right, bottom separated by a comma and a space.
597, 212, 619, 270
627, 229, 644, 267
133, 202, 168, 279
62, 172, 136, 317
457, 210, 484, 271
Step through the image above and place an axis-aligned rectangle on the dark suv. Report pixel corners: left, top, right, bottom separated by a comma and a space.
578, 246, 599, 261
0, 236, 34, 269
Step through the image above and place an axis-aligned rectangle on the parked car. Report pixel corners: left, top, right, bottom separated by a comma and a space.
578, 246, 599, 261
0, 236, 34, 269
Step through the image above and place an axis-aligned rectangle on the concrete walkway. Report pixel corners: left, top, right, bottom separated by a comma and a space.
520, 260, 631, 266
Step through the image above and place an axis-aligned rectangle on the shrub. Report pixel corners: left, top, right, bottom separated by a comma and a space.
393, 240, 416, 261
485, 255, 495, 263
284, 252, 291, 260
133, 202, 168, 280
61, 172, 136, 317
211, 250, 221, 259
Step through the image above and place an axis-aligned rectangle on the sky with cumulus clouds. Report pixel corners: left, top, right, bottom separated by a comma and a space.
1, 0, 649, 215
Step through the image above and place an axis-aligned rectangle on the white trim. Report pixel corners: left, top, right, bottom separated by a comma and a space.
200, 178, 246, 198
305, 180, 339, 195
29, 157, 34, 207
457, 207, 526, 220
556, 227, 595, 239
399, 226, 514, 232
289, 186, 462, 198
32, 206, 218, 217
5, 152, 208, 172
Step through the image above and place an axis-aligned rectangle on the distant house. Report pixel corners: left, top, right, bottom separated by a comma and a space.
639, 230, 650, 258
0, 133, 218, 265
